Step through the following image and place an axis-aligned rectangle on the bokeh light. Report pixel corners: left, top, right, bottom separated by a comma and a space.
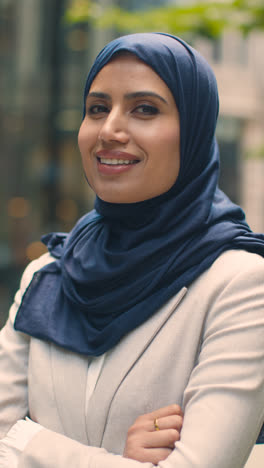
26, 241, 48, 261
56, 198, 78, 222
7, 197, 31, 219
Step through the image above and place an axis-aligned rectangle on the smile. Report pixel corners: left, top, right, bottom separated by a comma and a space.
98, 158, 138, 165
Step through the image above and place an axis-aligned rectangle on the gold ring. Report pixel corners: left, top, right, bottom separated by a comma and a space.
154, 418, 160, 431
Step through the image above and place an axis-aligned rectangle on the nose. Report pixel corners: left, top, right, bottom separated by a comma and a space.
99, 109, 129, 145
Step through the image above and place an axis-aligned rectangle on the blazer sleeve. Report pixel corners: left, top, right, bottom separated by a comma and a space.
0, 253, 55, 438
17, 255, 264, 468
0, 290, 30, 438
176, 255, 264, 467
18, 429, 152, 468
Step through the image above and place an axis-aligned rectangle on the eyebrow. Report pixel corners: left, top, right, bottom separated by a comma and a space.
87, 91, 168, 105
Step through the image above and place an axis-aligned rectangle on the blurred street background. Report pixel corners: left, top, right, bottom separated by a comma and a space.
1, 0, 264, 326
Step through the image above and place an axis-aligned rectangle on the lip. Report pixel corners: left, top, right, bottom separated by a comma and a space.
95, 149, 141, 175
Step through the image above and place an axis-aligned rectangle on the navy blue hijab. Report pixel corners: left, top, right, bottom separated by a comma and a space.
15, 33, 264, 356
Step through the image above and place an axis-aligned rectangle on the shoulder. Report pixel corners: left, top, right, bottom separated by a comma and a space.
5, 253, 56, 328
199, 249, 264, 292
211, 249, 263, 274
186, 249, 264, 325
20, 253, 56, 295
197, 250, 264, 331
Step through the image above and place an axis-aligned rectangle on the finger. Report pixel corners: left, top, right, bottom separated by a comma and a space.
129, 404, 183, 434
150, 414, 183, 432
144, 428, 180, 448
149, 404, 183, 420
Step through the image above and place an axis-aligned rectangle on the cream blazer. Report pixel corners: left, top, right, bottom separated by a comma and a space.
0, 249, 264, 468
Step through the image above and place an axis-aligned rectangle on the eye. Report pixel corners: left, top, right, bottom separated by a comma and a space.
133, 104, 159, 116
87, 104, 109, 116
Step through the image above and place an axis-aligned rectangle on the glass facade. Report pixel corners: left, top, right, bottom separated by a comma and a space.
0, 0, 96, 325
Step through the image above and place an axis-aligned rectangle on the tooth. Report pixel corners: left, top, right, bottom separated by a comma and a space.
99, 157, 138, 165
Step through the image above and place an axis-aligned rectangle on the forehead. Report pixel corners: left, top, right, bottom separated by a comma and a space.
89, 54, 175, 101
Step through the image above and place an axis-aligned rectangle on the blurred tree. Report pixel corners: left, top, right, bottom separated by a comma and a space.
65, 0, 264, 38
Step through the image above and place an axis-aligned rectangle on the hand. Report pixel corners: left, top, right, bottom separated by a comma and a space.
123, 404, 183, 464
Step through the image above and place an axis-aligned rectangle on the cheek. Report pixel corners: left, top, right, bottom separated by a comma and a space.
161, 125, 180, 149
78, 128, 93, 179
78, 122, 97, 154
136, 121, 180, 151
151, 127, 180, 187
77, 124, 87, 155
146, 127, 180, 164
160, 126, 180, 168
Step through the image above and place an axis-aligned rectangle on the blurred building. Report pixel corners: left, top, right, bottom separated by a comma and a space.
0, 0, 95, 325
195, 33, 264, 233
1, 0, 264, 325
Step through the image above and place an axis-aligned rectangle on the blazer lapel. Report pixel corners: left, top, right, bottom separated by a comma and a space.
86, 287, 187, 447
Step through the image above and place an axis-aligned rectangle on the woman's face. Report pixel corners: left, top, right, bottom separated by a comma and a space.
78, 54, 180, 203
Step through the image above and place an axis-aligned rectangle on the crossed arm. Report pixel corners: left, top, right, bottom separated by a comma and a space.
1, 251, 264, 468
0, 259, 182, 467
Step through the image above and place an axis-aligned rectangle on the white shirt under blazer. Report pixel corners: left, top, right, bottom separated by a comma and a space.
0, 249, 264, 467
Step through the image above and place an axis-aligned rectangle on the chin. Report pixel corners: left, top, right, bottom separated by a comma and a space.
98, 194, 135, 204
94, 183, 160, 204
99, 191, 158, 204
95, 186, 136, 204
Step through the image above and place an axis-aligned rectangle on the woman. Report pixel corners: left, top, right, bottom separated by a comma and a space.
0, 32, 264, 467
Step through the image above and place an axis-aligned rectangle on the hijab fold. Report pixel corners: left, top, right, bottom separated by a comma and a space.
14, 33, 264, 356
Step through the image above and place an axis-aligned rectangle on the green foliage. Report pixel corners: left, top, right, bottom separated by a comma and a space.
246, 145, 264, 159
65, 0, 264, 38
